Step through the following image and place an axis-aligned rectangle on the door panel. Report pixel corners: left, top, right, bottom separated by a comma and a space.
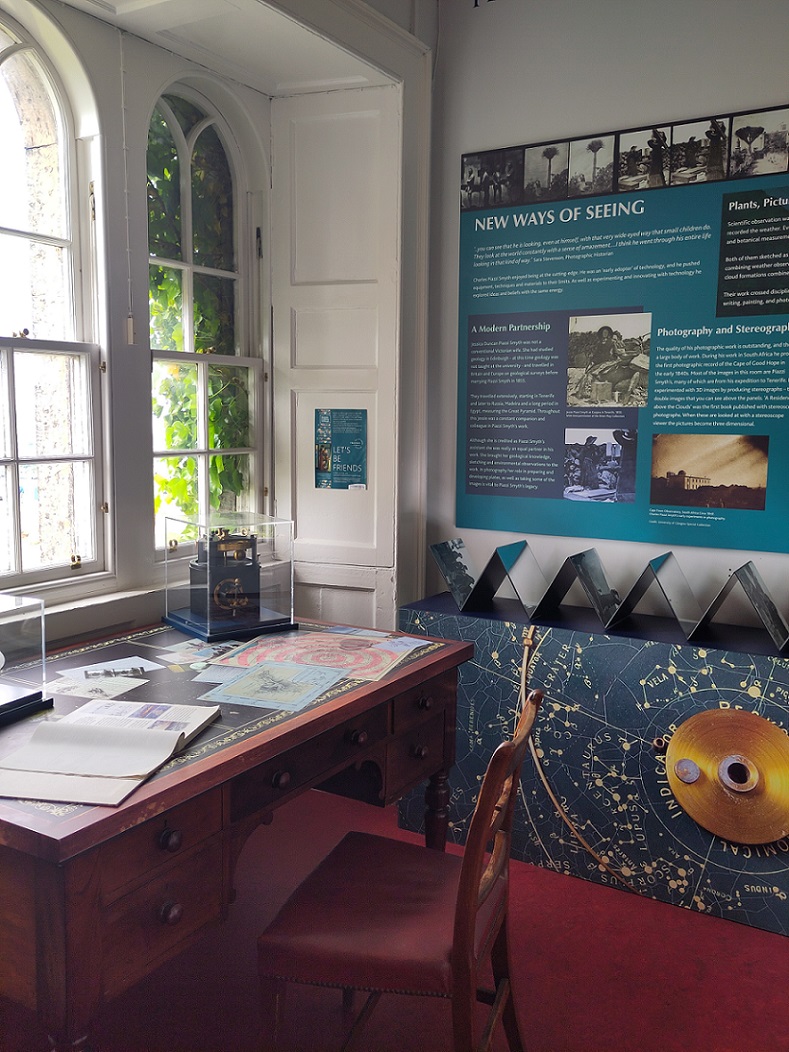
271, 86, 401, 625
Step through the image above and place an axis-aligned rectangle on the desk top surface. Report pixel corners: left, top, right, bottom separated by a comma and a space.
0, 622, 472, 861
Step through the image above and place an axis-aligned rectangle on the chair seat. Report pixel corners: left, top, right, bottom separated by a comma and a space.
258, 831, 506, 998
257, 681, 541, 1052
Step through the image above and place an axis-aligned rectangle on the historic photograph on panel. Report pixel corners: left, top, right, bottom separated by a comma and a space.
734, 562, 789, 649
669, 117, 730, 184
615, 125, 671, 192
460, 148, 525, 210
567, 134, 615, 197
429, 538, 476, 609
650, 434, 769, 510
566, 312, 652, 408
522, 141, 569, 202
563, 428, 638, 503
730, 107, 789, 178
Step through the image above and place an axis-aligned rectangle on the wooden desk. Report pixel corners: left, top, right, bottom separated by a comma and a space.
0, 624, 472, 1051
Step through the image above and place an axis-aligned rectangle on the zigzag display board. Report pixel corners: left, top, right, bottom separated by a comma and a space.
399, 602, 789, 937
430, 537, 789, 652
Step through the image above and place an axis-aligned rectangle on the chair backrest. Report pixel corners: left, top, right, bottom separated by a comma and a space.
452, 685, 542, 982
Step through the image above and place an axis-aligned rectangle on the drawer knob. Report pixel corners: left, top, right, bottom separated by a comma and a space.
411, 744, 429, 761
271, 770, 291, 790
349, 729, 368, 747
159, 901, 184, 926
158, 828, 183, 853
417, 695, 432, 711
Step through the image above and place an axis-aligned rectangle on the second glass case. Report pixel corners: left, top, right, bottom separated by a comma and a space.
164, 513, 296, 641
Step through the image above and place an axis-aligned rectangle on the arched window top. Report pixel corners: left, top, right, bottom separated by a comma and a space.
148, 103, 182, 261
0, 28, 67, 240
0, 11, 75, 341
148, 91, 237, 356
163, 93, 204, 138
148, 93, 235, 273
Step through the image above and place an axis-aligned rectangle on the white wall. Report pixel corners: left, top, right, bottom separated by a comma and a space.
364, 0, 437, 45
427, 0, 789, 622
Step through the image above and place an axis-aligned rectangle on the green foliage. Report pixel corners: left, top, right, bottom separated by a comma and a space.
147, 106, 181, 260
194, 273, 234, 356
191, 123, 234, 271
154, 455, 196, 518
149, 265, 184, 351
151, 362, 251, 518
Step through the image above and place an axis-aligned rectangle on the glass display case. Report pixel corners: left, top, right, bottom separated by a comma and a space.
164, 513, 296, 641
0, 592, 49, 724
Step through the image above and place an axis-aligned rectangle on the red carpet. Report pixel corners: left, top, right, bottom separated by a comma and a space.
3, 789, 789, 1051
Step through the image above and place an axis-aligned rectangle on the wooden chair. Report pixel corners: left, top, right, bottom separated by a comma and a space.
257, 682, 542, 1052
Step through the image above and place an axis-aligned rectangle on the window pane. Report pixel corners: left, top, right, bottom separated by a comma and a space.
0, 26, 19, 51
0, 349, 9, 457
0, 465, 12, 573
152, 360, 197, 451
154, 454, 197, 548
147, 105, 182, 261
208, 364, 251, 449
149, 264, 184, 351
192, 123, 234, 270
209, 453, 250, 513
194, 273, 235, 355
14, 350, 92, 457
163, 94, 204, 138
19, 460, 94, 571
0, 233, 71, 340
0, 49, 66, 238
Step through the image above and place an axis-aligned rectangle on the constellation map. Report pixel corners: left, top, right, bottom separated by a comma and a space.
399, 603, 789, 937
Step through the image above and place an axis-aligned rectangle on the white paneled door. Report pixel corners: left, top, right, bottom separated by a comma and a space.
271, 85, 402, 627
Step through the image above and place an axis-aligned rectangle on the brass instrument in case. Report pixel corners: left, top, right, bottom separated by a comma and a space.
164, 513, 295, 641
190, 528, 261, 624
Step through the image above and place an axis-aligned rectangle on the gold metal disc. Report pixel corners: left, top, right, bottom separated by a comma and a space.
665, 708, 789, 844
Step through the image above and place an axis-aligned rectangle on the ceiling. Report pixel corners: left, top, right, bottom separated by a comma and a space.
56, 0, 395, 96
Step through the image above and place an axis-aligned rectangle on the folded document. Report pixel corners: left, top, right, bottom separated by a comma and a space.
0, 699, 220, 806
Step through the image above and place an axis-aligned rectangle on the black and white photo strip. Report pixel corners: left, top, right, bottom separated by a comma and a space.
460, 103, 789, 210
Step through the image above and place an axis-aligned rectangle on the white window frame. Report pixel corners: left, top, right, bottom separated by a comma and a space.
0, 3, 272, 637
0, 9, 107, 594
0, 336, 104, 585
148, 87, 264, 561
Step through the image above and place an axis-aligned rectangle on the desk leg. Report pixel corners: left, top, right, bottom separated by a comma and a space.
424, 770, 450, 850
35, 855, 103, 1052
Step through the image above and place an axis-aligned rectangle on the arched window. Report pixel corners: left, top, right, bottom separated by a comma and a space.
148, 92, 259, 546
0, 12, 102, 585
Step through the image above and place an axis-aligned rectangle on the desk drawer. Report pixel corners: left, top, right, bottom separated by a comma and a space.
231, 702, 389, 821
392, 676, 451, 732
102, 835, 222, 998
100, 789, 222, 899
386, 712, 446, 797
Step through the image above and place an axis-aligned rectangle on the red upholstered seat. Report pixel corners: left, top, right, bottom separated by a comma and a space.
257, 679, 542, 1052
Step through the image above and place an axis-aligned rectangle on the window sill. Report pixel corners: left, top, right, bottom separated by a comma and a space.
45, 589, 165, 648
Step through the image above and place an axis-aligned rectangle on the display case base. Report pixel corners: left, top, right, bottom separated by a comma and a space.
163, 608, 297, 642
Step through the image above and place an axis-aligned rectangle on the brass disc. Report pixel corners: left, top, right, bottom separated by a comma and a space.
665, 708, 789, 844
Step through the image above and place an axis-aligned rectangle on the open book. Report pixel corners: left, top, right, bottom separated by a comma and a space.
0, 699, 220, 806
